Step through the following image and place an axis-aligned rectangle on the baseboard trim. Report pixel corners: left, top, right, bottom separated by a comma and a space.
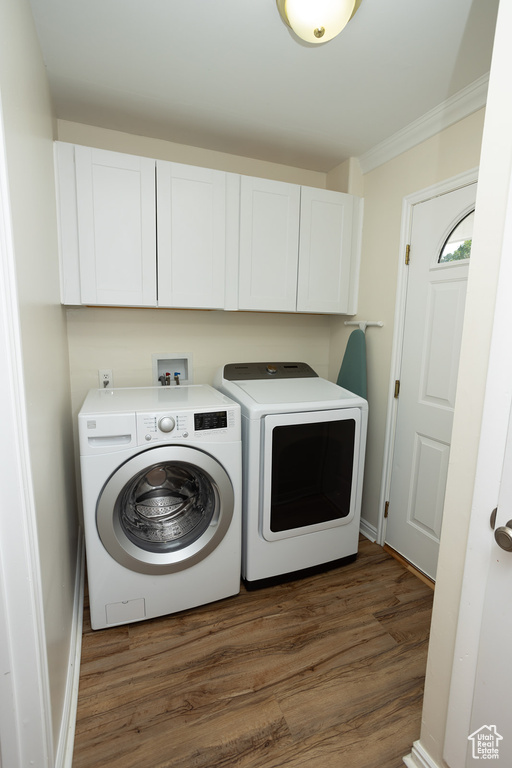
55, 528, 85, 768
359, 517, 377, 542
383, 545, 435, 590
404, 740, 443, 768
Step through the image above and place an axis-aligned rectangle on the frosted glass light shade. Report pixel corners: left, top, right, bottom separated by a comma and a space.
281, 0, 356, 44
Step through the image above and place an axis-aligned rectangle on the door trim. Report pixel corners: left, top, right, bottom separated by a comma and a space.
377, 167, 479, 547
0, 96, 53, 765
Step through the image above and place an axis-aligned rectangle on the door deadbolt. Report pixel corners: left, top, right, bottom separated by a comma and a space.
494, 519, 512, 552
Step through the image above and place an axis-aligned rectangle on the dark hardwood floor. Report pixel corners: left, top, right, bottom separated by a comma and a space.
72, 538, 434, 768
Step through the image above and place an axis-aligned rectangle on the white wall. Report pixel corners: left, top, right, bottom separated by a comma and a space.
328, 110, 486, 535
0, 0, 78, 759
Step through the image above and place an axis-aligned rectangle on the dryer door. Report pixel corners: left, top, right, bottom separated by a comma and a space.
261, 408, 362, 541
97, 445, 234, 574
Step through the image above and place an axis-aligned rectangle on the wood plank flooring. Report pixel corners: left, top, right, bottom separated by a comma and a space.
72, 538, 434, 768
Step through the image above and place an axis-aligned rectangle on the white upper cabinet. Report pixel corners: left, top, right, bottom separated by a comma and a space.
297, 186, 363, 314
238, 176, 300, 312
156, 161, 228, 309
74, 145, 157, 306
237, 177, 362, 315
55, 142, 363, 314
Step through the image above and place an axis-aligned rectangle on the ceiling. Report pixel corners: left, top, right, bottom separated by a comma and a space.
28, 0, 500, 173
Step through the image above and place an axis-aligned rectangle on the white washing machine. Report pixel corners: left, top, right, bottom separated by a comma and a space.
214, 362, 368, 587
78, 385, 241, 630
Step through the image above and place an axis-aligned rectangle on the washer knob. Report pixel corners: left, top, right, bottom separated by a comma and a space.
267, 364, 278, 375
158, 416, 176, 433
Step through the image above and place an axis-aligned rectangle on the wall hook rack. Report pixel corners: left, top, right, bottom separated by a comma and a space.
344, 320, 384, 333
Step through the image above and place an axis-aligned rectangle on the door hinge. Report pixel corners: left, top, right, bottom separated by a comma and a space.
405, 244, 410, 265
394, 380, 400, 398
384, 501, 390, 519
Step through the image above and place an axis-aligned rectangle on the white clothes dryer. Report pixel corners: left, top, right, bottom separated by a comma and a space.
78, 385, 241, 630
214, 363, 368, 587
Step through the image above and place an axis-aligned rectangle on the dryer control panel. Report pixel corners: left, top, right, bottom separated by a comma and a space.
223, 362, 318, 381
136, 406, 239, 445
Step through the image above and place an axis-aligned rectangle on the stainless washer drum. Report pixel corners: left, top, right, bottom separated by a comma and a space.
118, 462, 216, 550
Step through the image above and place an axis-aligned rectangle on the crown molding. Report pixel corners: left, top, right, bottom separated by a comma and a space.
358, 74, 489, 174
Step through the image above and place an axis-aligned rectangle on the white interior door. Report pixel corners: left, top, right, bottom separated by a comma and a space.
385, 183, 476, 580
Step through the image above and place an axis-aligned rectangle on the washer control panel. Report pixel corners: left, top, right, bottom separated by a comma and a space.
194, 411, 228, 431
136, 406, 239, 445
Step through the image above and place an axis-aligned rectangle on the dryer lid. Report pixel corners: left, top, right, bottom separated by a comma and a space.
234, 377, 361, 405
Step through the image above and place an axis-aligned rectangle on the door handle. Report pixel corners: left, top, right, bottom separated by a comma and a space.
494, 519, 512, 551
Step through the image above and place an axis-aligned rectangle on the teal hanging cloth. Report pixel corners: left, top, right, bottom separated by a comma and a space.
337, 328, 367, 399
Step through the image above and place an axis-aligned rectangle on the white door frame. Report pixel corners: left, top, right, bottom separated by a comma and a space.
0, 96, 53, 766
377, 167, 479, 547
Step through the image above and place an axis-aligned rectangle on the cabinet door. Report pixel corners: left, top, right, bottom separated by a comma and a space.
238, 177, 300, 312
75, 146, 157, 306
157, 161, 227, 309
297, 187, 363, 314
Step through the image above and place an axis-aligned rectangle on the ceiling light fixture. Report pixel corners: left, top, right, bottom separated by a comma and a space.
276, 0, 362, 45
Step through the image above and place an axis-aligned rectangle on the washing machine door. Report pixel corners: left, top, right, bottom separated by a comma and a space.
96, 445, 234, 574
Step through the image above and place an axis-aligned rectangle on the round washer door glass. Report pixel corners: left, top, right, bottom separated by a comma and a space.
97, 446, 234, 574
121, 462, 216, 551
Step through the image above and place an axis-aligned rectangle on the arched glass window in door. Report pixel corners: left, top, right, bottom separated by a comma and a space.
439, 210, 474, 263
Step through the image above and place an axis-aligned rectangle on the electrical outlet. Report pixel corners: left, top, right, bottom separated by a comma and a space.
98, 369, 113, 389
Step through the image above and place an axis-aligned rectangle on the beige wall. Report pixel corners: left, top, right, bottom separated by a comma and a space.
330, 109, 485, 534
327, 156, 364, 197
57, 120, 327, 187
0, 0, 78, 753
67, 307, 331, 418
